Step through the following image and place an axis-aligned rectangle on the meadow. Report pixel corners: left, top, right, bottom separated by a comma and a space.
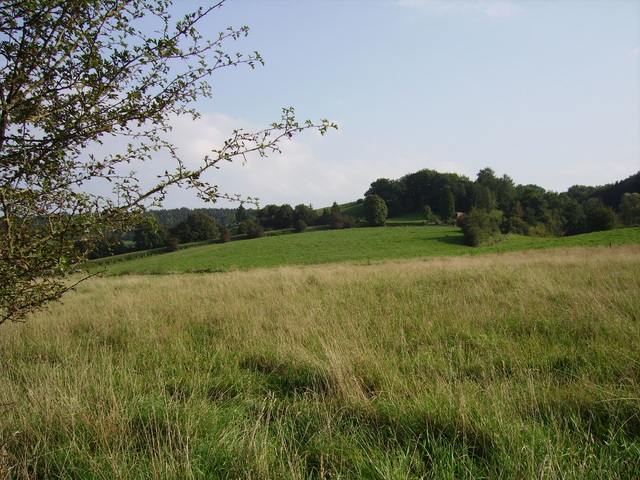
92, 225, 640, 275
1, 241, 639, 478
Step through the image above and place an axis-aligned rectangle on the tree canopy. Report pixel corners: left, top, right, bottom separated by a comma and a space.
0, 0, 335, 324
363, 194, 388, 227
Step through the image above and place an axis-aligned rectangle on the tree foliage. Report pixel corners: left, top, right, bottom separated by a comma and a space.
293, 204, 318, 226
458, 209, 503, 247
170, 212, 219, 244
133, 218, 169, 251
0, 0, 336, 324
235, 204, 248, 224
219, 226, 232, 243
363, 194, 388, 227
620, 192, 640, 226
439, 185, 456, 222
422, 204, 436, 223
365, 166, 637, 244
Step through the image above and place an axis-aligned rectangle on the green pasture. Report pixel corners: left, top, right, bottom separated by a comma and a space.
95, 226, 640, 275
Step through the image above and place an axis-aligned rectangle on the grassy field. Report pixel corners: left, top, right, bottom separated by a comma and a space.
2, 245, 639, 478
94, 226, 640, 275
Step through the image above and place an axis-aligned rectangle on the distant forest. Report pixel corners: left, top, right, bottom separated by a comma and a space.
364, 168, 640, 239
146, 207, 255, 228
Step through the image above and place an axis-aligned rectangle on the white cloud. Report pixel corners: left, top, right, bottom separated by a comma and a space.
631, 46, 640, 56
161, 113, 358, 208
396, 0, 523, 19
165, 115, 473, 209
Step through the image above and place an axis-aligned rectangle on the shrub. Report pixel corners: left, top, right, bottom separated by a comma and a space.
459, 209, 503, 247
363, 194, 388, 227
293, 220, 307, 233
586, 207, 618, 233
423, 205, 437, 224
170, 212, 219, 243
245, 220, 265, 239
505, 216, 530, 235
620, 193, 640, 226
220, 227, 232, 243
328, 212, 355, 230
166, 237, 180, 252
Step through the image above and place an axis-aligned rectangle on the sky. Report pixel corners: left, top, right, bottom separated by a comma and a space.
143, 0, 640, 209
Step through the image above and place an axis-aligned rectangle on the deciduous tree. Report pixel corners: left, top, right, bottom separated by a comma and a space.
439, 185, 455, 222
170, 212, 219, 244
363, 194, 388, 227
0, 0, 335, 324
620, 192, 640, 226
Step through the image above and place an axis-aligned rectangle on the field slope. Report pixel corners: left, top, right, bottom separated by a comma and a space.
96, 226, 640, 275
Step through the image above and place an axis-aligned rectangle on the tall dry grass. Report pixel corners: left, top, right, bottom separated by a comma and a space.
1, 245, 639, 478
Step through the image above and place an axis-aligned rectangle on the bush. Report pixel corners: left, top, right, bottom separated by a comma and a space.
459, 209, 503, 247
220, 227, 232, 243
245, 220, 265, 239
363, 194, 388, 227
620, 193, 640, 226
293, 220, 307, 233
586, 207, 618, 232
505, 216, 530, 235
166, 237, 180, 252
328, 212, 355, 230
170, 212, 219, 243
423, 205, 437, 224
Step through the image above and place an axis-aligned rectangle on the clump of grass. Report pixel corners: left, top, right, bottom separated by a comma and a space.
1, 245, 639, 478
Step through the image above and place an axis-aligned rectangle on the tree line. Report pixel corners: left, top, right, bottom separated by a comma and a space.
88, 167, 639, 258
366, 167, 640, 246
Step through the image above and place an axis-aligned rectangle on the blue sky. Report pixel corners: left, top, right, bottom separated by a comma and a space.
159, 0, 639, 209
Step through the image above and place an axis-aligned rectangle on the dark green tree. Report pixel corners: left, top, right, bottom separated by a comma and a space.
166, 237, 180, 252
458, 208, 503, 247
235, 204, 248, 223
317, 207, 332, 226
557, 194, 586, 236
256, 204, 279, 229
0, 0, 336, 324
273, 204, 294, 230
516, 184, 549, 225
133, 218, 170, 251
243, 219, 265, 239
620, 193, 640, 226
567, 185, 598, 203
586, 207, 618, 232
293, 219, 307, 233
472, 185, 497, 212
170, 212, 219, 244
293, 204, 318, 226
439, 185, 456, 222
365, 178, 405, 217
422, 205, 436, 223
363, 194, 388, 227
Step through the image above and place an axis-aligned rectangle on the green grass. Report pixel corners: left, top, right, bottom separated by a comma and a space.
95, 226, 640, 275
2, 246, 639, 478
337, 201, 365, 218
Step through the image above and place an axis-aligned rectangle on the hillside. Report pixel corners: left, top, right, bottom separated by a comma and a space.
93, 225, 640, 275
